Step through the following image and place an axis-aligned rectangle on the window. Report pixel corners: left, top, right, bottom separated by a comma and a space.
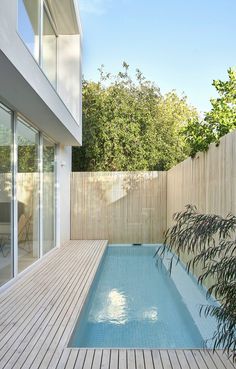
0, 104, 13, 286
18, 0, 40, 62
42, 7, 57, 87
42, 137, 56, 254
17, 118, 40, 272
0, 103, 56, 286
18, 0, 57, 88
0, 101, 57, 287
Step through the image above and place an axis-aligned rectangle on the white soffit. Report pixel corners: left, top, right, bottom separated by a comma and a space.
0, 51, 81, 145
23, 0, 81, 35
45, 0, 80, 35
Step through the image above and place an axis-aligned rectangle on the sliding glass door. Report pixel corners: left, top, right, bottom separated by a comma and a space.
17, 117, 40, 273
0, 101, 57, 287
42, 137, 56, 254
0, 104, 13, 286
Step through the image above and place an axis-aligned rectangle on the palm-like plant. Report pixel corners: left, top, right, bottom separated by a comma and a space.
155, 205, 236, 362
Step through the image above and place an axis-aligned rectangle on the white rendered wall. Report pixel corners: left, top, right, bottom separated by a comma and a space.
0, 0, 82, 250
0, 0, 82, 145
57, 35, 82, 125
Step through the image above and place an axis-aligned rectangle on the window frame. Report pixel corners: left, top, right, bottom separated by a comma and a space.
17, 0, 58, 90
41, 3, 58, 89
0, 100, 57, 287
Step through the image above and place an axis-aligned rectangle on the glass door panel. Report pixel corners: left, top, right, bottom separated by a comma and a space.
42, 138, 55, 254
0, 104, 13, 286
17, 118, 39, 272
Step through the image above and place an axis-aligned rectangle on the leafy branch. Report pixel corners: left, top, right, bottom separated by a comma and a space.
155, 205, 236, 362
183, 67, 236, 157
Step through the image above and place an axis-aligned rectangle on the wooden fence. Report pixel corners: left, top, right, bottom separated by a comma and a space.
71, 130, 236, 244
71, 171, 167, 243
166, 129, 236, 227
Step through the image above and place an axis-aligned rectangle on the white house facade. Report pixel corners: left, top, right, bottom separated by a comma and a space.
0, 0, 82, 288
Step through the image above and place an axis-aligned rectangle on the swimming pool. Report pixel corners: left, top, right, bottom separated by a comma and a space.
69, 245, 217, 348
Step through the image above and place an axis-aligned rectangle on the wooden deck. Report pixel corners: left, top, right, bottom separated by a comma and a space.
0, 240, 234, 369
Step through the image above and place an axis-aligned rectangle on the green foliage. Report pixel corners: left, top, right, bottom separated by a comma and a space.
0, 146, 11, 173
43, 146, 55, 172
184, 67, 236, 157
155, 205, 236, 361
0, 144, 54, 174
18, 146, 38, 173
0, 122, 11, 173
73, 63, 198, 171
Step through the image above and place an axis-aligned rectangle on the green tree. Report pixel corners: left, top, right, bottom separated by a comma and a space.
184, 67, 236, 157
73, 63, 198, 171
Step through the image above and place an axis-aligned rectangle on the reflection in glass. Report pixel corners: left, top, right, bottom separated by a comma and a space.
43, 138, 55, 254
18, 0, 40, 61
0, 104, 12, 286
17, 118, 39, 272
42, 7, 57, 87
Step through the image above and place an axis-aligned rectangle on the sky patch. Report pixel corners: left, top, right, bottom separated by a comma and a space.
79, 0, 112, 15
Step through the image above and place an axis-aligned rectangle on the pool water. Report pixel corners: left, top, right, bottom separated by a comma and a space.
69, 245, 217, 348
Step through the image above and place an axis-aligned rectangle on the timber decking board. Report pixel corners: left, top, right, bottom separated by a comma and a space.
0, 240, 107, 369
0, 241, 234, 369
0, 242, 95, 368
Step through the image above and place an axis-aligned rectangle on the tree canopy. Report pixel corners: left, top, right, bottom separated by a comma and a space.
183, 67, 236, 157
72, 63, 198, 171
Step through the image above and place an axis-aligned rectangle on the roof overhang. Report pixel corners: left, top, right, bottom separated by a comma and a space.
46, 0, 82, 36
0, 50, 81, 145
24, 0, 83, 37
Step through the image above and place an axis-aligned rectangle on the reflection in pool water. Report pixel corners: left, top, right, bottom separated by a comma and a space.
95, 289, 128, 325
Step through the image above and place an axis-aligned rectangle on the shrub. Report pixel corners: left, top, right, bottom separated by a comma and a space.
155, 205, 236, 362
